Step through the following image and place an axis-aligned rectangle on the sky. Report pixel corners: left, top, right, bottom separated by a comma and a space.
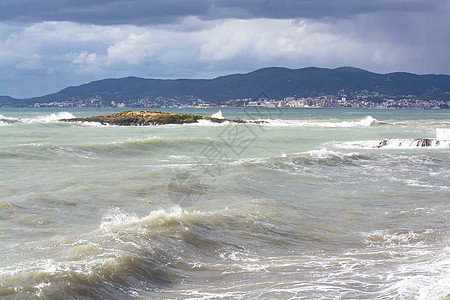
1, 0, 449, 98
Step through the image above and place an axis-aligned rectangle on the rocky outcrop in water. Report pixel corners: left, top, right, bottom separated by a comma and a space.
60, 110, 231, 126
376, 138, 446, 148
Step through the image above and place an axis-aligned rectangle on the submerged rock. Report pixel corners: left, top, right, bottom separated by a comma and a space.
60, 110, 230, 126
376, 138, 447, 148
377, 140, 388, 148
416, 139, 432, 147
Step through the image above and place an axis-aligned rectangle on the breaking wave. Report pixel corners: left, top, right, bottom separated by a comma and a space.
211, 110, 224, 119
231, 147, 449, 192
334, 138, 450, 149
255, 115, 379, 127
0, 204, 312, 299
0, 112, 75, 125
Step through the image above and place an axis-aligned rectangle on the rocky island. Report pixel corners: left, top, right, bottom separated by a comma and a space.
60, 110, 235, 126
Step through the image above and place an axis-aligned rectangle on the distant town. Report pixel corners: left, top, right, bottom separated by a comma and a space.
3, 67, 449, 110
30, 91, 449, 109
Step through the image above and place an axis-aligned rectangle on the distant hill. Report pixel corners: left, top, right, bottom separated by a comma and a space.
0, 96, 23, 105
1, 67, 450, 107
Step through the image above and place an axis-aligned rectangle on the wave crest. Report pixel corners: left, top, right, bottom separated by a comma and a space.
334, 138, 450, 149
254, 115, 379, 127
0, 112, 76, 125
211, 110, 224, 119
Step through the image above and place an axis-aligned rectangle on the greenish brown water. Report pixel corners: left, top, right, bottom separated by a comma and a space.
0, 108, 449, 299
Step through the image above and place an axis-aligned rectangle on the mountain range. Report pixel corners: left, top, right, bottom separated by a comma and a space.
2, 67, 450, 107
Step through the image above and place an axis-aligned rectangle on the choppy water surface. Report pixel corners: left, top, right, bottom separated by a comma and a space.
0, 108, 449, 299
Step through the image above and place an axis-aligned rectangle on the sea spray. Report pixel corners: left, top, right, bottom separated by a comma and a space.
211, 110, 224, 119
0, 111, 76, 125
250, 115, 379, 127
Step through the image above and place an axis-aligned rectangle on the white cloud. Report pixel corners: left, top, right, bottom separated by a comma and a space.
106, 33, 160, 65
21, 21, 127, 44
16, 53, 42, 70
1, 17, 447, 78
197, 19, 388, 71
68, 51, 98, 65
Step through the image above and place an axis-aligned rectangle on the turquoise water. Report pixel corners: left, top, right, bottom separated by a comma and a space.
0, 108, 449, 299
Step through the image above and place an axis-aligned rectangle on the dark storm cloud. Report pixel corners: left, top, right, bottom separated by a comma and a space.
0, 0, 212, 25
213, 0, 434, 19
0, 0, 440, 25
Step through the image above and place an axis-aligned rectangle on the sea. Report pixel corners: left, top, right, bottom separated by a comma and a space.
0, 107, 449, 299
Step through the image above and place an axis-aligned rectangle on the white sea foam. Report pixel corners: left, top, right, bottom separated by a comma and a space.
228, 156, 273, 166
77, 121, 105, 127
168, 155, 192, 160
211, 110, 224, 119
363, 229, 428, 246
404, 179, 441, 189
305, 148, 360, 159
106, 136, 163, 145
331, 140, 384, 149
19, 142, 47, 147
47, 146, 98, 159
35, 112, 75, 122
0, 112, 76, 125
161, 119, 230, 128
378, 138, 449, 148
77, 118, 229, 127
344, 228, 450, 299
383, 246, 450, 299
0, 113, 20, 126
334, 138, 450, 149
100, 206, 187, 231
20, 112, 76, 124
192, 119, 229, 126
256, 115, 379, 128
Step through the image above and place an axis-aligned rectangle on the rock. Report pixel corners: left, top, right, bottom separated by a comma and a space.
416, 138, 432, 147
60, 110, 230, 126
375, 138, 449, 148
60, 110, 271, 126
60, 110, 269, 126
376, 140, 388, 148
